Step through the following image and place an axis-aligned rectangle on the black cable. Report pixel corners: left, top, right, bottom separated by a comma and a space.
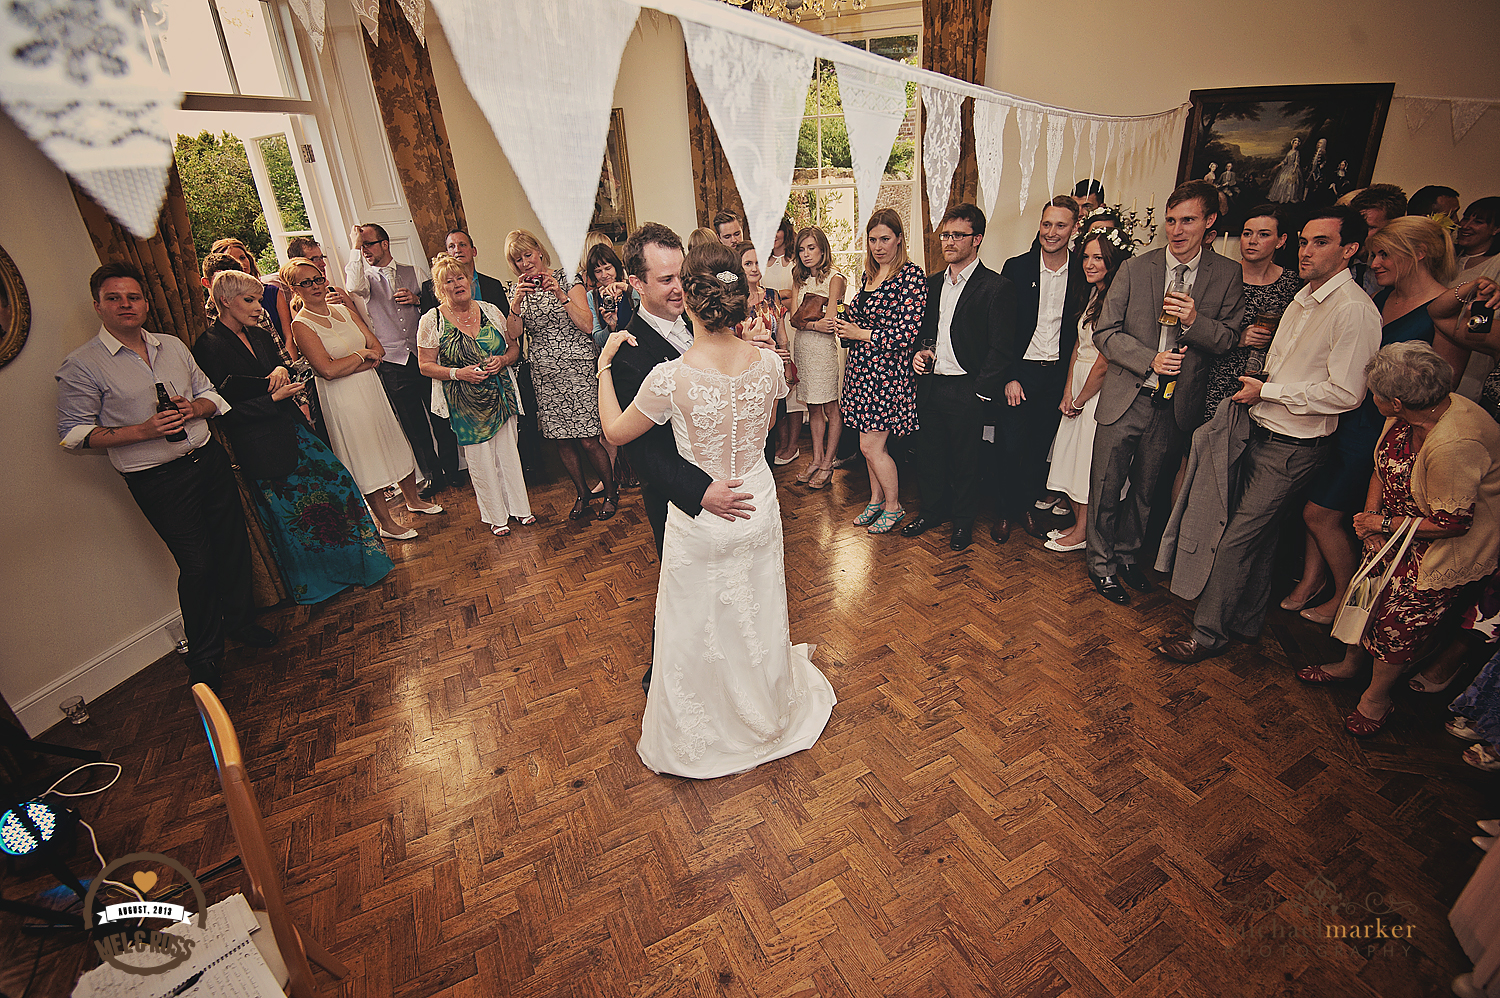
17, 930, 47, 998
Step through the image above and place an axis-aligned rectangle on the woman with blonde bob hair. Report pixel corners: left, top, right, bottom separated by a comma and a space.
210, 237, 295, 351
830, 208, 926, 534
505, 228, 616, 520
416, 254, 534, 536
192, 268, 393, 599
1298, 342, 1500, 739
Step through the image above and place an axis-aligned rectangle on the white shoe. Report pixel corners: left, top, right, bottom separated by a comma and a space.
406, 503, 443, 514
1046, 528, 1065, 540
1044, 537, 1087, 552
378, 526, 418, 540
773, 449, 800, 466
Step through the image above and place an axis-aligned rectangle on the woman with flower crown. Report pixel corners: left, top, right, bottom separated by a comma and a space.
597, 241, 836, 779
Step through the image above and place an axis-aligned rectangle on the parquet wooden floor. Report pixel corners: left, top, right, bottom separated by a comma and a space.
4, 449, 1496, 998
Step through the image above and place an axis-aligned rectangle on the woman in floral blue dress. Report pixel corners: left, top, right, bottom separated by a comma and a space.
832, 208, 926, 534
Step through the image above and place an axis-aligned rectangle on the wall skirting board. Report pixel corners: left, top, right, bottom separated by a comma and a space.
14, 611, 183, 736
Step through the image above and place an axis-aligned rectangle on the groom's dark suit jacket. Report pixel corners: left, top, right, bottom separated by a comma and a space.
613, 311, 712, 554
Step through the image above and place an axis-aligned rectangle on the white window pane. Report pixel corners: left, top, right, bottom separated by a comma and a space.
214, 0, 291, 97
161, 0, 234, 93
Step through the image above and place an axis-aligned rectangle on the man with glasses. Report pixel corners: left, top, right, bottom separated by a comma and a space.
902, 204, 1014, 551
285, 235, 353, 308
993, 195, 1089, 543
344, 222, 459, 502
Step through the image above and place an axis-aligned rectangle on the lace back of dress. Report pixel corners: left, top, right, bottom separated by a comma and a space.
667, 355, 777, 482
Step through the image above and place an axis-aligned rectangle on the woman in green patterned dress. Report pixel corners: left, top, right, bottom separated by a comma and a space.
417, 254, 534, 536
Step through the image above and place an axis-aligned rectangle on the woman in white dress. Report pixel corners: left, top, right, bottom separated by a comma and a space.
597, 242, 836, 779
1043, 228, 1133, 552
283, 259, 441, 540
1267, 136, 1302, 203
789, 226, 847, 489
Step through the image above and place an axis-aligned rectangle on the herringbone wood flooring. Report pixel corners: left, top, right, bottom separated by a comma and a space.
4, 450, 1495, 998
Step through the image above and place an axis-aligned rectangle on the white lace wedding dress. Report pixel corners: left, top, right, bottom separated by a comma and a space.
632, 348, 835, 779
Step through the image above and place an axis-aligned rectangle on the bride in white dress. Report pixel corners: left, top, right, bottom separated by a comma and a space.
597, 242, 835, 779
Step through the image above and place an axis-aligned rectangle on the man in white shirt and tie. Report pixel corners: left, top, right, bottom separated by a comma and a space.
345, 222, 459, 501
1156, 206, 1381, 662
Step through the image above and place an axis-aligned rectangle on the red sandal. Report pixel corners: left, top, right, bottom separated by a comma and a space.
1344, 703, 1395, 738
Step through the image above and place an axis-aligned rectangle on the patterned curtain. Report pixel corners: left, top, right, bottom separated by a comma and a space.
685, 57, 745, 234
920, 0, 992, 268
364, 0, 467, 260
71, 164, 289, 609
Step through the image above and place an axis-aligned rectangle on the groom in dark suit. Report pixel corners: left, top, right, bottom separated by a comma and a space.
1086, 180, 1245, 603
901, 203, 1014, 551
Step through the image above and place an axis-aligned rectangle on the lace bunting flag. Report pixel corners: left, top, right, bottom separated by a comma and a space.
287, 0, 327, 52
1087, 119, 1100, 187
1013, 106, 1041, 215
0, 0, 181, 237
427, 0, 637, 276
352, 0, 379, 41
397, 0, 425, 44
920, 86, 963, 223
681, 18, 813, 273
834, 59, 906, 232
972, 98, 1010, 221
1402, 97, 1442, 135
1451, 100, 1489, 144
1043, 113, 1065, 200
1069, 116, 1083, 193
1101, 119, 1118, 203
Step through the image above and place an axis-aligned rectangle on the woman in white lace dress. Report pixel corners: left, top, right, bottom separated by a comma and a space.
597, 242, 835, 779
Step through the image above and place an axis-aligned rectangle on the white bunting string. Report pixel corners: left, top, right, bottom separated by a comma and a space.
1014, 106, 1042, 215
1043, 113, 1065, 200
1451, 99, 1490, 144
973, 98, 1011, 222
287, 0, 328, 52
352, 0, 379, 41
837, 59, 907, 231
920, 86, 964, 223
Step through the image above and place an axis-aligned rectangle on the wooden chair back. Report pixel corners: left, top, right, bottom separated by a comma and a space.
193, 683, 322, 998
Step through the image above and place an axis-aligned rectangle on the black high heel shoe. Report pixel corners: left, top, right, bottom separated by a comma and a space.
569, 495, 593, 521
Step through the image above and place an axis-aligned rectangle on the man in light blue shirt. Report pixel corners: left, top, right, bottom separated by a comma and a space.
56, 263, 275, 690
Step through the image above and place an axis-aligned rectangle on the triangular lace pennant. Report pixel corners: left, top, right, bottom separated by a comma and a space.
1014, 106, 1041, 215
835, 58, 906, 232
972, 98, 1011, 222
352, 0, 379, 41
680, 19, 813, 274
427, 0, 637, 274
1451, 100, 1490, 144
1403, 97, 1442, 134
287, 0, 327, 52
1101, 120, 1118, 203
0, 0, 180, 237
920, 85, 964, 224
397, 0, 425, 44
1043, 113, 1065, 200
1088, 119, 1100, 189
1069, 116, 1083, 194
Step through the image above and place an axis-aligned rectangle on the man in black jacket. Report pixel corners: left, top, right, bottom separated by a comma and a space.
994, 195, 1089, 542
901, 204, 1014, 551
417, 229, 512, 315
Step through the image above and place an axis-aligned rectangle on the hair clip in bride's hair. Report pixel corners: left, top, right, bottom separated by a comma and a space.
716, 271, 738, 285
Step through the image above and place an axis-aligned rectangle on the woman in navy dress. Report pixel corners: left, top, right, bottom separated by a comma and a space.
832, 208, 926, 535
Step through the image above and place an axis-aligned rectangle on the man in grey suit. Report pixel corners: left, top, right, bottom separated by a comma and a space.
1156, 206, 1381, 661
1086, 180, 1245, 603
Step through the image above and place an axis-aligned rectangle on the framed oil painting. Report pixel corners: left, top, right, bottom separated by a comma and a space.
590, 108, 637, 246
1177, 83, 1394, 236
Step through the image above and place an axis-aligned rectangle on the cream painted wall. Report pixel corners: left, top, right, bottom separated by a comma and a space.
976, 0, 1500, 266
0, 114, 183, 732
426, 8, 697, 276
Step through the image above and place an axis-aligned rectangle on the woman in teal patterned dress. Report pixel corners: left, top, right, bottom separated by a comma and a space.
417, 254, 534, 535
195, 270, 392, 604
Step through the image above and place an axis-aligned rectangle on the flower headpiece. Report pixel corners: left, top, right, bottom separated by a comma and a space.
1082, 224, 1134, 256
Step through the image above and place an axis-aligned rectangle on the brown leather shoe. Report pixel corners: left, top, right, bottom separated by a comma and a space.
990, 518, 1012, 543
1023, 510, 1050, 539
1155, 636, 1225, 664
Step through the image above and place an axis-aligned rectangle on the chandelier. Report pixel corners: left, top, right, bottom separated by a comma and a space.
729, 0, 868, 23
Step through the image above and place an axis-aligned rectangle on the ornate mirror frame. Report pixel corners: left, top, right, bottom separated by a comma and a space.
0, 244, 31, 368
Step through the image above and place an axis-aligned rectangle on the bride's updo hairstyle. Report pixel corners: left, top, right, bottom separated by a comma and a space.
681, 241, 750, 331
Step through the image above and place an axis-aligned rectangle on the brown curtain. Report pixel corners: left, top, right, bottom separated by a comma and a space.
920, 0, 992, 268
685, 58, 745, 234
364, 0, 466, 260
71, 165, 289, 609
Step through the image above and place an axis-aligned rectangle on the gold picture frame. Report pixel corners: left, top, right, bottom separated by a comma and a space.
590, 108, 637, 245
0, 244, 31, 368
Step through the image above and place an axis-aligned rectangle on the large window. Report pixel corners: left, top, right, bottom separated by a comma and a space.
790, 34, 919, 277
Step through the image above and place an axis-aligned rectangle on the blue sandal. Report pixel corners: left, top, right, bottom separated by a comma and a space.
853, 501, 884, 527
867, 508, 905, 534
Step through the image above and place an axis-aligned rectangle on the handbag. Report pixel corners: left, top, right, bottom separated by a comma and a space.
790, 293, 827, 329
1330, 517, 1421, 645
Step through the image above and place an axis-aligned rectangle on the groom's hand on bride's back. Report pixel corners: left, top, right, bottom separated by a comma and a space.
703, 479, 755, 520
